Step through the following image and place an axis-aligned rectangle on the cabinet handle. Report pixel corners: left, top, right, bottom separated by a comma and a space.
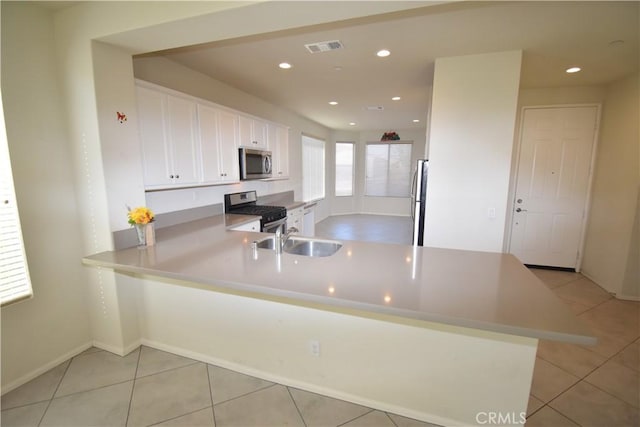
169, 175, 174, 179
176, 174, 180, 179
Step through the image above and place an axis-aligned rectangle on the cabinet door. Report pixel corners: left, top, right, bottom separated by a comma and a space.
238, 115, 253, 147
167, 95, 200, 185
286, 207, 304, 233
238, 115, 267, 148
274, 125, 289, 178
217, 109, 240, 182
252, 119, 268, 149
198, 103, 223, 182
136, 86, 173, 187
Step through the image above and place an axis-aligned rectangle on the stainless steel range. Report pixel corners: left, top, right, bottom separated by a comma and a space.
224, 191, 287, 233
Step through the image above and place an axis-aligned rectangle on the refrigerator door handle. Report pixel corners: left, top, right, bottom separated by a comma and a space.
410, 167, 418, 220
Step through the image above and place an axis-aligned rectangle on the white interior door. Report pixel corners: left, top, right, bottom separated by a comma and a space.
509, 106, 598, 269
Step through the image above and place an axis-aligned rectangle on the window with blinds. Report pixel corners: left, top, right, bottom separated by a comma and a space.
0, 94, 33, 307
365, 142, 412, 197
335, 142, 354, 197
301, 135, 325, 202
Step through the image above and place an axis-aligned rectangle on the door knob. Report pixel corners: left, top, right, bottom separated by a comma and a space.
516, 208, 527, 213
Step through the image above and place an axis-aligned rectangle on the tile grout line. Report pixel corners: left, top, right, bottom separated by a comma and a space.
336, 409, 376, 427
135, 359, 201, 380
205, 364, 217, 426
210, 382, 277, 407
147, 405, 214, 426
124, 347, 142, 427
285, 386, 308, 427
582, 380, 640, 410
384, 411, 401, 427
36, 358, 73, 427
538, 403, 583, 426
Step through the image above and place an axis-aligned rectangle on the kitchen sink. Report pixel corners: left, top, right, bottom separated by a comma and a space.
254, 236, 277, 250
253, 236, 342, 257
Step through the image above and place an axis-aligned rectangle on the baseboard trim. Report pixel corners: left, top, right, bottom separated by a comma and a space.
92, 339, 141, 357
613, 293, 640, 302
139, 339, 456, 427
0, 342, 93, 395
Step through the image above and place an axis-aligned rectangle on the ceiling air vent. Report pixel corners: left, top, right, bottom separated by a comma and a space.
304, 40, 344, 54
366, 106, 384, 111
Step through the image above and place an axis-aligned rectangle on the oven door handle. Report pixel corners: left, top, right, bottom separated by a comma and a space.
263, 217, 287, 233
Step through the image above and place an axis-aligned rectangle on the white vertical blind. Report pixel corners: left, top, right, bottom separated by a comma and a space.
365, 142, 412, 197
0, 92, 33, 306
302, 135, 325, 202
335, 142, 354, 197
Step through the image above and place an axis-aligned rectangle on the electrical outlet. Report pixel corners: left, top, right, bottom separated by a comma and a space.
309, 340, 320, 357
487, 207, 496, 219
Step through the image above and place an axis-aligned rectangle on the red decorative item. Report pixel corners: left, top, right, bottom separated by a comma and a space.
381, 131, 400, 141
117, 112, 127, 123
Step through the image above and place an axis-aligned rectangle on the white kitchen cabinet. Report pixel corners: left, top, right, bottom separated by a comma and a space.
136, 84, 200, 188
229, 219, 260, 232
136, 80, 288, 190
198, 104, 239, 184
286, 206, 304, 234
268, 123, 289, 179
238, 114, 268, 149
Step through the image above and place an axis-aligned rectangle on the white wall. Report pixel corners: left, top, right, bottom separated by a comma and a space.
136, 277, 536, 426
425, 51, 522, 252
582, 73, 640, 298
0, 3, 92, 390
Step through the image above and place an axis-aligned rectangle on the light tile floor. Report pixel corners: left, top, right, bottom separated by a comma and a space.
0, 345, 439, 427
2, 215, 639, 426
315, 214, 413, 245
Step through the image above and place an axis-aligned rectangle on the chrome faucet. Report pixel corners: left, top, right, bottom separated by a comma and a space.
275, 226, 298, 254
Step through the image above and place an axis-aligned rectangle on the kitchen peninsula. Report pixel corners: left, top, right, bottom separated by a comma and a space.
83, 215, 594, 426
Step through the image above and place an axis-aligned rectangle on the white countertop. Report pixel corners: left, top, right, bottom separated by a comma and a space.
84, 215, 596, 345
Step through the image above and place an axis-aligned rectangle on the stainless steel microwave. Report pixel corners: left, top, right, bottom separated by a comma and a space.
239, 147, 272, 180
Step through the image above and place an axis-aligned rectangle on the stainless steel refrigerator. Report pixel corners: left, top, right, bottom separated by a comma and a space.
411, 159, 428, 246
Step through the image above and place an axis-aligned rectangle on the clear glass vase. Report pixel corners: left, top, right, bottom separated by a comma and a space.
134, 223, 147, 248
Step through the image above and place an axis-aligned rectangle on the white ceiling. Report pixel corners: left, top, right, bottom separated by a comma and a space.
142, 1, 638, 131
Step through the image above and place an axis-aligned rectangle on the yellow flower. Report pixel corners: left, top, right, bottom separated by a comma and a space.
128, 206, 154, 225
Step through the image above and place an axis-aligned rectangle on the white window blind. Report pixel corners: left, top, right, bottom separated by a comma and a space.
0, 92, 33, 306
335, 142, 354, 197
302, 135, 325, 202
365, 142, 412, 197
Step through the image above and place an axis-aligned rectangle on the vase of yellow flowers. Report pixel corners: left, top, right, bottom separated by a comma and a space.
128, 206, 155, 248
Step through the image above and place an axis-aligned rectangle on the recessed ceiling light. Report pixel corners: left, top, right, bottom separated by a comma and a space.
392, 96, 401, 101
349, 122, 356, 126
413, 119, 420, 123
376, 49, 391, 58
278, 62, 292, 69
329, 101, 338, 106
566, 66, 581, 73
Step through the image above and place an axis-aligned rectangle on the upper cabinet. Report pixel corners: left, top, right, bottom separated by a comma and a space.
136, 85, 200, 188
135, 80, 289, 190
238, 115, 268, 149
198, 104, 240, 184
268, 123, 289, 179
